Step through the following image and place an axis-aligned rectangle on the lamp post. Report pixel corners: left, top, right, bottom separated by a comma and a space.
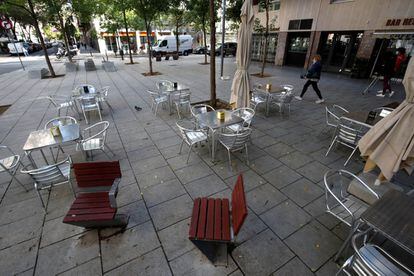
220, 0, 229, 80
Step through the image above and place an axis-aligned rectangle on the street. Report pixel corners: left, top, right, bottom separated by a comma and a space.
0, 46, 57, 75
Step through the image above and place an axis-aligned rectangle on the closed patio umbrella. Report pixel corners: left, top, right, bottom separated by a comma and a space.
359, 57, 414, 182
229, 0, 254, 108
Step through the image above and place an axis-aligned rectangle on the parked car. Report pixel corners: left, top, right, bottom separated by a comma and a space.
7, 42, 31, 55
193, 46, 207, 54
207, 42, 237, 56
152, 35, 193, 56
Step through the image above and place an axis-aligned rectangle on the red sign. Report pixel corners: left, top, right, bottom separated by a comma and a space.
0, 18, 12, 30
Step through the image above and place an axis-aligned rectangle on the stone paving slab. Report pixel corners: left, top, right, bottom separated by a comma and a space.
0, 53, 407, 275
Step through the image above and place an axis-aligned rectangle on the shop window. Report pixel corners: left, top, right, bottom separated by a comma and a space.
258, 0, 280, 12
288, 36, 310, 53
288, 19, 313, 30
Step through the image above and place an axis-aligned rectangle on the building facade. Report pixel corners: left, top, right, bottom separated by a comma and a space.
254, 0, 414, 77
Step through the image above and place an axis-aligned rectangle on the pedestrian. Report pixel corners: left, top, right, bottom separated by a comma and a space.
377, 47, 406, 98
295, 54, 324, 104
22, 46, 29, 57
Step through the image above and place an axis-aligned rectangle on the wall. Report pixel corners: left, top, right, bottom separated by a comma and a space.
278, 0, 414, 32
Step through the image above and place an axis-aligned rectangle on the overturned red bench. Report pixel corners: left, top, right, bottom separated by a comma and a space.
63, 161, 129, 228
189, 174, 248, 263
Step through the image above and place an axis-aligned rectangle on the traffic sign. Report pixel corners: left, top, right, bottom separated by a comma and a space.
0, 19, 13, 30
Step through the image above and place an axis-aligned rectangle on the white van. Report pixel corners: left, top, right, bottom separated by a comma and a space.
8, 42, 30, 55
153, 35, 193, 56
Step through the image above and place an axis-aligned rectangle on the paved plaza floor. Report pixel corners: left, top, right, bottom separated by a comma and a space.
0, 53, 408, 275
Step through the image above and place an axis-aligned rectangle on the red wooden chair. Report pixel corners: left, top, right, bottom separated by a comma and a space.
189, 174, 248, 263
63, 161, 129, 228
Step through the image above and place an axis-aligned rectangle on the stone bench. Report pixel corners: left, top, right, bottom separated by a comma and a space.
84, 59, 96, 71
65, 62, 79, 72
28, 68, 49, 79
102, 61, 117, 72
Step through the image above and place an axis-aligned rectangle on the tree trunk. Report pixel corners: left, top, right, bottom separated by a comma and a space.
209, 0, 216, 107
202, 16, 208, 64
27, 0, 56, 77
175, 25, 180, 58
145, 20, 153, 74
58, 12, 72, 62
260, 3, 269, 77
123, 8, 134, 64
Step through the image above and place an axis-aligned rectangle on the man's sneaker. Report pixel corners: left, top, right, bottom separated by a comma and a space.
388, 91, 395, 97
295, 96, 303, 101
315, 99, 325, 104
376, 93, 386, 97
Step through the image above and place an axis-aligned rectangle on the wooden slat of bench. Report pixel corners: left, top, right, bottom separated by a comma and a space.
222, 199, 231, 241
189, 198, 201, 239
214, 199, 222, 240
63, 212, 115, 222
67, 207, 115, 215
196, 198, 208, 239
231, 175, 247, 236
71, 202, 111, 209
206, 198, 215, 240
74, 197, 109, 204
76, 192, 109, 199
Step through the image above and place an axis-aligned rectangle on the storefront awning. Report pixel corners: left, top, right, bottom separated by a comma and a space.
373, 31, 414, 39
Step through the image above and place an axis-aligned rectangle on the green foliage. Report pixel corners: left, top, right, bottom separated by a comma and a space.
43, 24, 60, 40
226, 0, 243, 30
186, 0, 210, 31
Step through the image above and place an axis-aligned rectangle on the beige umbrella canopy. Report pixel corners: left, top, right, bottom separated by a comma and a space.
229, 0, 254, 108
359, 57, 414, 181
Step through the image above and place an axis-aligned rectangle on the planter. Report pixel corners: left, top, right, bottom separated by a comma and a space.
173, 54, 179, 60
84, 59, 96, 71
165, 55, 170, 60
156, 55, 162, 62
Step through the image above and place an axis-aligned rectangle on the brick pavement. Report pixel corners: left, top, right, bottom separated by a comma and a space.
0, 53, 407, 275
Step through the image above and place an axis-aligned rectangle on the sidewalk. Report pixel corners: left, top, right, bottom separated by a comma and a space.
0, 53, 409, 275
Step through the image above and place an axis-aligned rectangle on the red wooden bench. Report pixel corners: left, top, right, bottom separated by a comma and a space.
63, 161, 129, 228
189, 174, 248, 263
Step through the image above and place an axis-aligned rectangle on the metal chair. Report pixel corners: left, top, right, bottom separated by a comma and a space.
76, 121, 115, 160
156, 80, 173, 92
250, 88, 269, 112
373, 107, 394, 118
269, 92, 294, 115
39, 96, 76, 117
173, 90, 191, 119
0, 145, 28, 191
21, 155, 74, 210
96, 86, 113, 110
176, 119, 209, 163
325, 104, 349, 129
218, 128, 252, 170
190, 104, 215, 117
280, 84, 294, 92
44, 116, 78, 161
324, 169, 379, 261
338, 229, 414, 276
326, 117, 371, 166
147, 90, 169, 116
226, 107, 255, 133
44, 116, 77, 129
77, 95, 102, 124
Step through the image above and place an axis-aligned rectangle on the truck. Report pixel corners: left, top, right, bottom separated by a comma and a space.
152, 35, 193, 56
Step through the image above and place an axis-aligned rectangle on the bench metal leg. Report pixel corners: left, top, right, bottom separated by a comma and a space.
191, 240, 228, 266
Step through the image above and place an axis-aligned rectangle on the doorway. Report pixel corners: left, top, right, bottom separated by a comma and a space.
285, 32, 310, 66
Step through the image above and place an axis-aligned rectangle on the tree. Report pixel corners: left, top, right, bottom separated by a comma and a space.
0, 0, 57, 77
187, 0, 209, 64
209, 0, 216, 106
132, 0, 167, 75
226, 0, 243, 31
168, 0, 187, 58
255, 0, 273, 77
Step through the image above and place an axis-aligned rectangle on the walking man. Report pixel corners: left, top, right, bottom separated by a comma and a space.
295, 54, 324, 104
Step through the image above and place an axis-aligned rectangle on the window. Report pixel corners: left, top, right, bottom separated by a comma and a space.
159, 40, 167, 47
288, 19, 313, 30
258, 0, 280, 12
